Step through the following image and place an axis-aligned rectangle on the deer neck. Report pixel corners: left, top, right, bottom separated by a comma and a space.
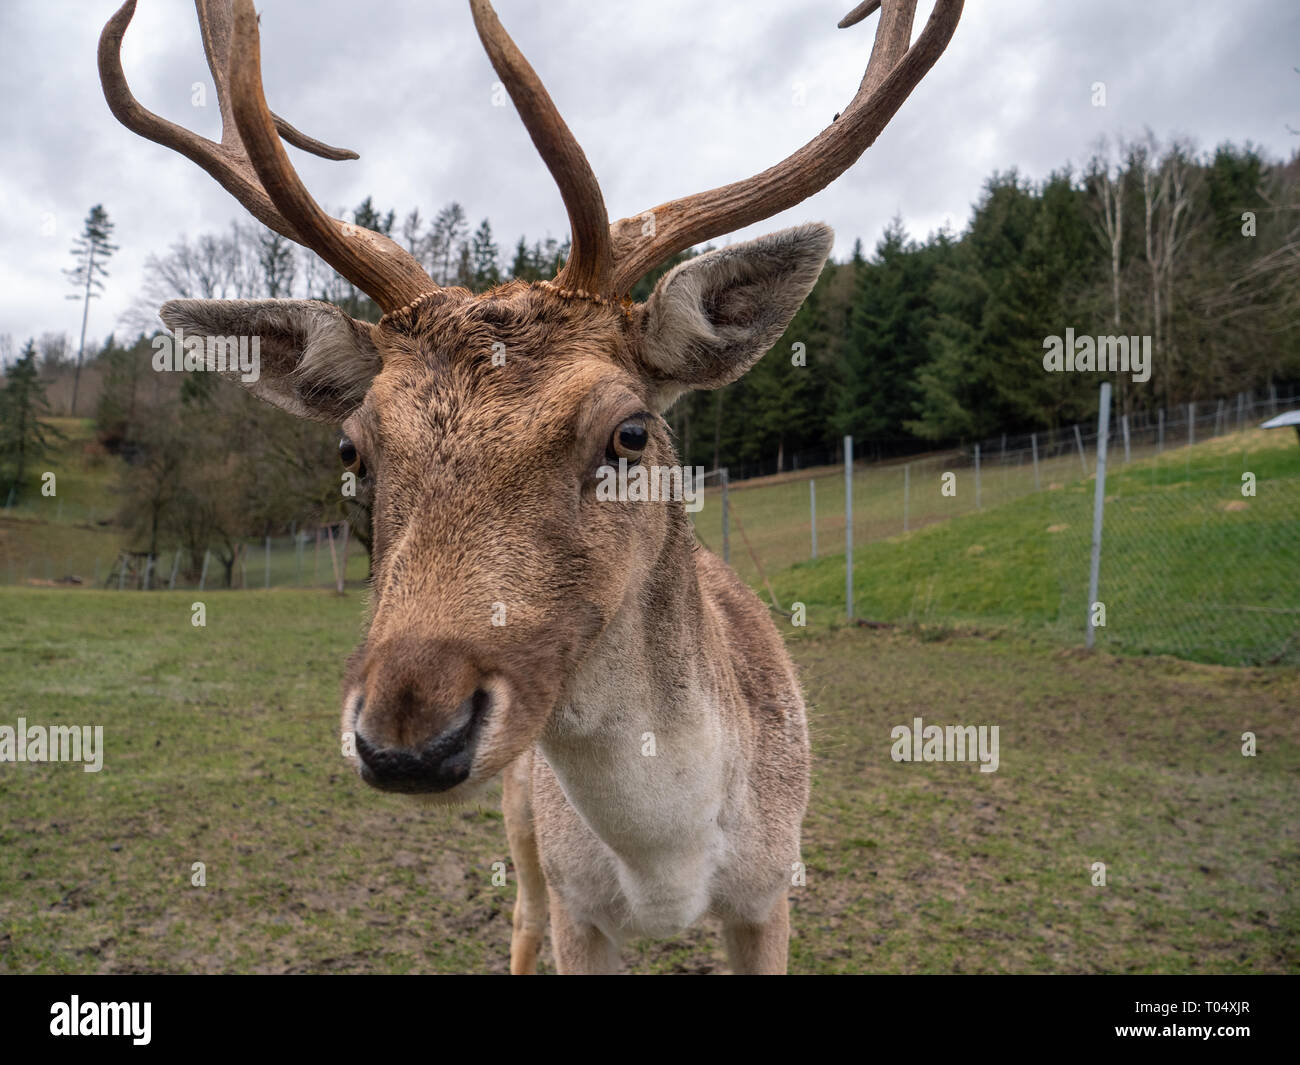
539, 505, 727, 860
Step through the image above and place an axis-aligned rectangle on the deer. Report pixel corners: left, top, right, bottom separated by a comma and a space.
99, 0, 962, 973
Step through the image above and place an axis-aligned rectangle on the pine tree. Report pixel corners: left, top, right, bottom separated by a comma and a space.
64, 205, 117, 416
95, 333, 154, 452
454, 242, 475, 290
352, 196, 395, 237
0, 340, 63, 502
471, 218, 501, 292
509, 236, 537, 281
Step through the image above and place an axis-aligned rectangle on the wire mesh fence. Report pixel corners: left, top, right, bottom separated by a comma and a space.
0, 522, 368, 592
689, 385, 1299, 666
1045, 421, 1299, 665
4, 385, 1296, 665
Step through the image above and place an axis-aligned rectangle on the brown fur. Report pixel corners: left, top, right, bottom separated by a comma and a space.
161, 224, 832, 974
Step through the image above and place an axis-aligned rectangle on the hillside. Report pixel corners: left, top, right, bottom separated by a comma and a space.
766, 427, 1299, 666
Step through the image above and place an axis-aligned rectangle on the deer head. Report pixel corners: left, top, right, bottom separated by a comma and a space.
100, 0, 962, 800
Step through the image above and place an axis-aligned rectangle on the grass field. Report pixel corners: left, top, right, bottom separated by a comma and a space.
1, 588, 1296, 973
7, 419, 1297, 668
713, 426, 1298, 666
0, 418, 369, 589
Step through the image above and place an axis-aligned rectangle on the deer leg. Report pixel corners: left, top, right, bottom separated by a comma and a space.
548, 894, 619, 974
722, 893, 790, 974
503, 750, 548, 975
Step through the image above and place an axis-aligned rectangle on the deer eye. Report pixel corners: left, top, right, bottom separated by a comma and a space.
607, 418, 649, 463
339, 435, 366, 477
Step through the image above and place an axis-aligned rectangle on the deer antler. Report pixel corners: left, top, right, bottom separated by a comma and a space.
605, 0, 963, 294
99, 0, 438, 314
472, 0, 961, 298
468, 0, 614, 296
103, 1, 961, 309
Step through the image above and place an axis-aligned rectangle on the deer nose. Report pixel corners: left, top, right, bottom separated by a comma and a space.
354, 688, 491, 794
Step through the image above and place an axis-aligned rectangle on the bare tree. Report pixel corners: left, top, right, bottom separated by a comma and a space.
429, 202, 468, 286
1134, 134, 1200, 406
1088, 137, 1128, 410
257, 228, 297, 297
401, 208, 425, 260
37, 332, 71, 370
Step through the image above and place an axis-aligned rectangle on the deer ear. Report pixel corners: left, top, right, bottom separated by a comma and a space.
157, 299, 381, 423
637, 223, 832, 409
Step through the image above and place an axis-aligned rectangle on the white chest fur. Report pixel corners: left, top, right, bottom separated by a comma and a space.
539, 688, 731, 938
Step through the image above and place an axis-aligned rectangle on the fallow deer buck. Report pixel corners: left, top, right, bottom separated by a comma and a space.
100, 0, 961, 973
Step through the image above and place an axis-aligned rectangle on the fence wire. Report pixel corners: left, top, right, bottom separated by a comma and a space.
688, 387, 1298, 666
4, 387, 1296, 666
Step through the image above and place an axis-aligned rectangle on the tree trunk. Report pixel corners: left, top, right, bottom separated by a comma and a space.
71, 243, 95, 417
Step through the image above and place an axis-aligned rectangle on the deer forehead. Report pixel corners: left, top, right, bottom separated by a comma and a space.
358, 290, 647, 454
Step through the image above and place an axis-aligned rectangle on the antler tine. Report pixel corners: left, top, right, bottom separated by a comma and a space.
226, 0, 436, 310
468, 0, 614, 295
606, 0, 963, 296
99, 0, 438, 314
99, 0, 289, 240
855, 0, 917, 99
193, 0, 358, 162
838, 0, 882, 30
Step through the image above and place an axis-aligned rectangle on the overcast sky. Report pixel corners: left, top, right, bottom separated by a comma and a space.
1, 0, 1297, 350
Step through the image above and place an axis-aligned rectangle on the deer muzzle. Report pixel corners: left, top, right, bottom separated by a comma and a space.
350, 637, 506, 794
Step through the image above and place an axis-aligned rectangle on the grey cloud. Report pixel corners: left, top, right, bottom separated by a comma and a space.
1, 0, 1296, 347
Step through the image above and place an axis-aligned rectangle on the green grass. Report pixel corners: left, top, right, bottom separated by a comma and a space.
0, 588, 1295, 973
1, 418, 126, 586
690, 436, 1176, 586
758, 427, 1299, 666
0, 418, 367, 589
9, 417, 1295, 664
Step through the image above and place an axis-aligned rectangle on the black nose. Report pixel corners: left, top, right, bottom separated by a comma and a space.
354, 689, 490, 794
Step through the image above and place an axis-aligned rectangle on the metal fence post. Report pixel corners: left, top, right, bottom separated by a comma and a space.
1121, 414, 1130, 464
1086, 382, 1112, 649
974, 444, 981, 509
264, 534, 271, 589
1158, 408, 1165, 453
199, 549, 210, 591
1073, 424, 1088, 476
169, 550, 180, 590
296, 533, 304, 585
337, 522, 350, 594
903, 463, 910, 533
720, 469, 730, 565
809, 479, 817, 559
1188, 402, 1195, 447
1031, 432, 1040, 491
844, 435, 854, 620
143, 554, 153, 591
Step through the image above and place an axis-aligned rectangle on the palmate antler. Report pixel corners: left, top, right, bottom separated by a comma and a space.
101, 0, 962, 309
